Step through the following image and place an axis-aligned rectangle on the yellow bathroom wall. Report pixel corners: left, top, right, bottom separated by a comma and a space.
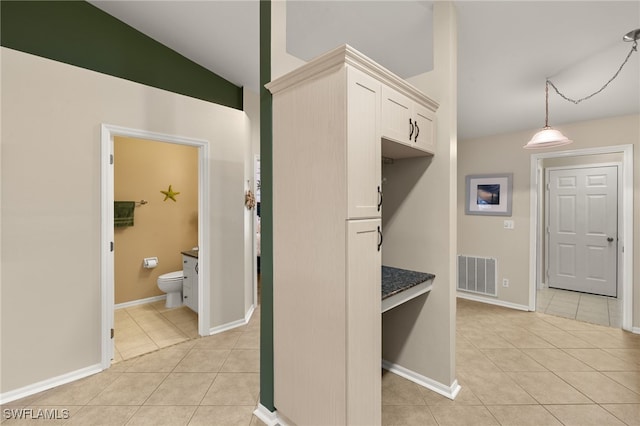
114, 136, 198, 304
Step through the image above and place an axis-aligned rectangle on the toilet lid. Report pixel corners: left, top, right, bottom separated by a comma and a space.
159, 270, 183, 280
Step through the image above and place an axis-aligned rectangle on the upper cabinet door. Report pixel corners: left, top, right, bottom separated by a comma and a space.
347, 67, 381, 219
381, 86, 436, 158
381, 86, 412, 145
413, 103, 436, 154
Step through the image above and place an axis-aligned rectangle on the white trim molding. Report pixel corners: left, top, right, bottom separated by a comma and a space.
0, 364, 102, 405
382, 360, 461, 400
457, 292, 530, 312
253, 404, 285, 426
114, 295, 166, 310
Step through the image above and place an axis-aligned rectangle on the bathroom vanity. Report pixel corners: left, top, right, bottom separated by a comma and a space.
181, 250, 198, 313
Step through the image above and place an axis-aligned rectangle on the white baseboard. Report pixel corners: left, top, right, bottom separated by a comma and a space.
382, 360, 461, 400
632, 327, 640, 335
253, 404, 286, 426
208, 304, 256, 336
245, 304, 256, 323
0, 364, 103, 405
457, 292, 530, 312
115, 295, 165, 310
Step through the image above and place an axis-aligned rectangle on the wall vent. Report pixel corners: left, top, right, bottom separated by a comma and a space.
457, 255, 497, 297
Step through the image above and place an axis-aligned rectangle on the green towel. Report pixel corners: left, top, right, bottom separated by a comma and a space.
114, 201, 135, 227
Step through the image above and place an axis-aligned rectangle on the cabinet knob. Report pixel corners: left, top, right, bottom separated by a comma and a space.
607, 237, 614, 242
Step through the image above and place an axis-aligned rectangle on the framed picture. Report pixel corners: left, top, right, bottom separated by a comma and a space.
465, 173, 513, 216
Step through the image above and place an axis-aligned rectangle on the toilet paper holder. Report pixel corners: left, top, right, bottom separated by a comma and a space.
143, 257, 158, 268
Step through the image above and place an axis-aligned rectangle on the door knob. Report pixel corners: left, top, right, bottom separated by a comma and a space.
607, 237, 614, 242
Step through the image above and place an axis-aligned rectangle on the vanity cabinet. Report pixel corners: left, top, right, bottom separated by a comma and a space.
182, 254, 198, 313
267, 44, 437, 426
381, 86, 436, 157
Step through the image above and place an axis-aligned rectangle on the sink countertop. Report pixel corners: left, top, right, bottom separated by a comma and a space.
181, 249, 199, 259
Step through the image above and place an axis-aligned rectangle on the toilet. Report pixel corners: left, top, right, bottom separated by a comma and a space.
157, 271, 183, 308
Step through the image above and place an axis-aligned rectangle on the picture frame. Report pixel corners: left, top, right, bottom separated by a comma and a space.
465, 173, 513, 216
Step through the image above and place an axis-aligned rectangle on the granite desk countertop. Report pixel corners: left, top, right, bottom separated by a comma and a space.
381, 266, 435, 313
181, 249, 199, 259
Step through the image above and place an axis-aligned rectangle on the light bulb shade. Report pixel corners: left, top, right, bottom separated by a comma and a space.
524, 127, 573, 149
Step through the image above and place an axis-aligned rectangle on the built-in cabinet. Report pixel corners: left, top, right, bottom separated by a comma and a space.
182, 254, 198, 313
267, 45, 438, 426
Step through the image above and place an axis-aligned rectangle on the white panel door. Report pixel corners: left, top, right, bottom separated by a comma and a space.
547, 166, 618, 297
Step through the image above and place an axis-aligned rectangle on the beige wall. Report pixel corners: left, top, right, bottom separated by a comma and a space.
0, 47, 251, 396
114, 137, 198, 305
458, 114, 639, 329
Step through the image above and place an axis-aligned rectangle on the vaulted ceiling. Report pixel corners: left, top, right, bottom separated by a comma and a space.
90, 1, 639, 141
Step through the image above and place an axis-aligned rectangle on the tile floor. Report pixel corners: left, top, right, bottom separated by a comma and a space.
4, 300, 640, 425
114, 301, 199, 362
537, 286, 623, 328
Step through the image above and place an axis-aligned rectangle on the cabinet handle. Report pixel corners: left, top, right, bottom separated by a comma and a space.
377, 226, 383, 252
414, 121, 420, 142
409, 118, 414, 140
377, 186, 383, 212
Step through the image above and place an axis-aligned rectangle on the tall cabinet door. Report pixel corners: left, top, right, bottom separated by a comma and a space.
347, 67, 381, 219
346, 219, 381, 425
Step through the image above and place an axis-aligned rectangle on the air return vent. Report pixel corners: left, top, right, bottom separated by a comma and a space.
457, 255, 497, 297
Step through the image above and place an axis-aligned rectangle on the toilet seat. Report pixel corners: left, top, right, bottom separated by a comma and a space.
158, 270, 183, 281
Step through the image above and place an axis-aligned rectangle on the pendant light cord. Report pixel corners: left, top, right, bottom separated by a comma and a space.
547, 40, 637, 105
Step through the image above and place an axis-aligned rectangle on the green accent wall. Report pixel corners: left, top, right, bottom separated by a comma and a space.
0, 0, 242, 110
259, 0, 275, 412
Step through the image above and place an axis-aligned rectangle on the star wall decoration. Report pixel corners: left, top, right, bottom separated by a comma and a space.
161, 184, 180, 202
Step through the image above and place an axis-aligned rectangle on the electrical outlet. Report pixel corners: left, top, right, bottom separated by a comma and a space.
502, 278, 509, 287
504, 220, 514, 229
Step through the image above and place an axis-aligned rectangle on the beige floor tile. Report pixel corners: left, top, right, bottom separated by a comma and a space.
249, 414, 267, 426
460, 332, 515, 349
188, 406, 255, 426
456, 348, 501, 374
221, 350, 260, 373
119, 342, 161, 361
556, 371, 640, 403
125, 405, 196, 426
154, 335, 191, 349
125, 347, 190, 373
543, 404, 626, 426
603, 348, 640, 367
603, 371, 640, 394
428, 405, 499, 426
144, 373, 216, 406
530, 329, 595, 348
66, 405, 139, 426
193, 331, 242, 350
456, 371, 536, 405
569, 330, 638, 349
381, 405, 437, 425
88, 373, 166, 406
480, 348, 547, 372
486, 405, 563, 426
173, 349, 230, 373
420, 384, 482, 406
381, 372, 426, 406
234, 331, 259, 349
34, 373, 122, 406
200, 373, 260, 406
601, 404, 640, 426
524, 348, 593, 372
496, 330, 555, 349
506, 371, 591, 404
563, 348, 640, 371
161, 307, 197, 326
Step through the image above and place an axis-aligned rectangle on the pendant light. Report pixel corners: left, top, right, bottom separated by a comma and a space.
524, 81, 572, 149
525, 28, 639, 149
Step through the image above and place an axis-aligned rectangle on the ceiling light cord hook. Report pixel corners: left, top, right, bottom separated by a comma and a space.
546, 39, 638, 105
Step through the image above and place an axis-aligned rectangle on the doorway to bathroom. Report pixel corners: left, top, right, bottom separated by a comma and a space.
112, 136, 199, 362
101, 124, 212, 367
